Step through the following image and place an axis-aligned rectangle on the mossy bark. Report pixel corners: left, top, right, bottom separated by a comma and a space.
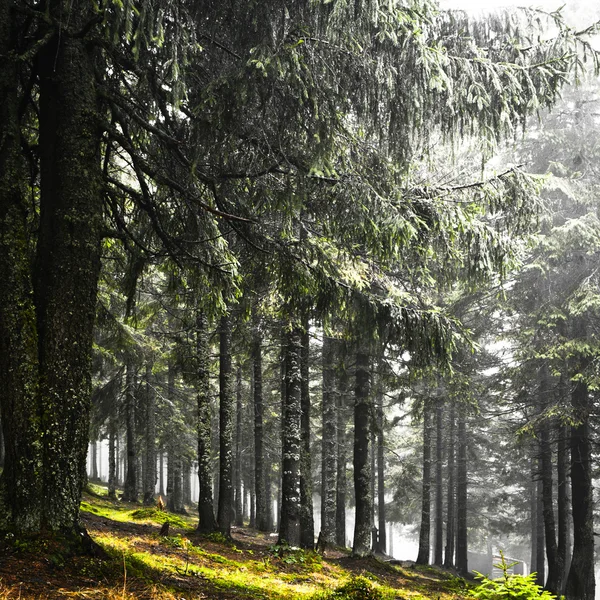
278, 325, 302, 547
299, 322, 314, 549
217, 314, 234, 536
0, 0, 42, 532
352, 346, 372, 557
321, 335, 337, 545
196, 311, 217, 532
416, 400, 432, 565
0, 0, 103, 535
253, 320, 268, 532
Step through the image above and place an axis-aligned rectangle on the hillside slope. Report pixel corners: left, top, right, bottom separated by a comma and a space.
0, 487, 470, 599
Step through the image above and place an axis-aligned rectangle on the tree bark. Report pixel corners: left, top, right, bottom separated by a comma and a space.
416, 400, 432, 565
143, 363, 157, 505
278, 325, 302, 547
557, 422, 570, 595
122, 361, 139, 503
321, 335, 337, 545
335, 345, 349, 547
217, 314, 234, 536
539, 363, 560, 593
565, 377, 595, 600
253, 320, 268, 531
108, 415, 117, 499
455, 411, 468, 575
352, 346, 372, 557
299, 322, 314, 549
34, 4, 103, 530
444, 401, 455, 568
234, 365, 244, 526
434, 399, 443, 566
196, 311, 216, 532
376, 386, 386, 555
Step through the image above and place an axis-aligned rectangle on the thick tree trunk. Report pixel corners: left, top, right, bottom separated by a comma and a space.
0, 16, 41, 521
335, 348, 349, 548
253, 321, 268, 531
278, 326, 302, 547
299, 323, 315, 549
352, 346, 372, 557
143, 363, 157, 505
321, 335, 337, 545
434, 400, 443, 566
196, 311, 216, 532
0, 0, 102, 533
122, 361, 139, 503
34, 5, 103, 530
234, 365, 244, 526
444, 401, 455, 568
416, 400, 432, 565
0, 419, 4, 469
217, 314, 234, 536
455, 412, 468, 575
565, 377, 595, 600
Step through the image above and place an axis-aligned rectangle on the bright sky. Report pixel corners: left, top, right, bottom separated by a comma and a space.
437, 0, 600, 26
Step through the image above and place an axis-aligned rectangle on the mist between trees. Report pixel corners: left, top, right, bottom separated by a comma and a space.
1, 0, 600, 599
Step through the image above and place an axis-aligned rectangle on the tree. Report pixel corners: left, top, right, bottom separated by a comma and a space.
2, 0, 596, 546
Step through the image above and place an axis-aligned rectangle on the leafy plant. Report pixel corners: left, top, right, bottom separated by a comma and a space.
469, 551, 556, 600
314, 575, 389, 600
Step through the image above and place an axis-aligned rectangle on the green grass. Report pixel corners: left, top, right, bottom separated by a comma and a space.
0, 489, 475, 599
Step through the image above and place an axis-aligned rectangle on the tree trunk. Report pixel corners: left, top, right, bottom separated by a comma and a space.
376, 387, 386, 555
0, 0, 102, 534
539, 364, 559, 593
321, 335, 337, 545
455, 411, 468, 575
108, 415, 117, 499
444, 401, 455, 568
352, 346, 372, 557
35, 4, 103, 531
253, 321, 268, 531
217, 314, 234, 536
299, 322, 314, 549
143, 363, 157, 505
565, 377, 595, 600
0, 418, 4, 469
122, 361, 138, 503
159, 451, 165, 497
183, 461, 192, 506
434, 399, 443, 566
90, 441, 99, 481
234, 365, 244, 526
196, 311, 216, 532
557, 422, 570, 595
0, 9, 41, 523
416, 400, 432, 565
278, 325, 302, 547
336, 345, 349, 547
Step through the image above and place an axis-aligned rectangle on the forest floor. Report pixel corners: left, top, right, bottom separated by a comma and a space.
0, 484, 472, 600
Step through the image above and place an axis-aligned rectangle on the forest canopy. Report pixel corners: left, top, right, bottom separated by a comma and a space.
0, 0, 599, 599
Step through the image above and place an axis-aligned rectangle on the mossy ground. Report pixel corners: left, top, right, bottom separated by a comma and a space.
0, 483, 471, 599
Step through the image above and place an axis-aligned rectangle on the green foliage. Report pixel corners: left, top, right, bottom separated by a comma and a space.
313, 575, 390, 600
206, 531, 230, 544
268, 542, 323, 567
469, 552, 556, 600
